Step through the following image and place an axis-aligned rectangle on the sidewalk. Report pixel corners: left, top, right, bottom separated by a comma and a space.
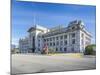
48, 53, 83, 58
12, 53, 96, 58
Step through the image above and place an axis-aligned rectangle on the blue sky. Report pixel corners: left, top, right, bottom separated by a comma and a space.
12, 0, 96, 46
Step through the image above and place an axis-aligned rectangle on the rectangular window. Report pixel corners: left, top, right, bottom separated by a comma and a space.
56, 36, 58, 40
50, 38, 52, 41
56, 48, 58, 51
72, 33, 75, 38
38, 44, 40, 47
60, 47, 62, 51
38, 48, 40, 51
53, 37, 55, 41
56, 41, 59, 46
47, 38, 49, 41
64, 40, 67, 45
38, 36, 41, 38
48, 38, 50, 41
60, 41, 63, 45
72, 47, 74, 52
64, 35, 67, 39
53, 42, 55, 46
64, 47, 67, 51
72, 39, 75, 44
60, 36, 63, 39
72, 26, 75, 30
50, 42, 52, 46
38, 39, 40, 42
85, 41, 90, 45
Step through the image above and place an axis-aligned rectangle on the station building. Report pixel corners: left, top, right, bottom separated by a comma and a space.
19, 20, 92, 53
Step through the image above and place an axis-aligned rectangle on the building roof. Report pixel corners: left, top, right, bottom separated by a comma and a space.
43, 20, 91, 37
27, 26, 44, 32
68, 20, 84, 27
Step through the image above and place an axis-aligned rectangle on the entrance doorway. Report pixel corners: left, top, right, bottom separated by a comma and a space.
32, 36, 35, 53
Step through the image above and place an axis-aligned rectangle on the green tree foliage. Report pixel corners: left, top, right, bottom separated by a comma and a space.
84, 44, 96, 55
48, 47, 56, 54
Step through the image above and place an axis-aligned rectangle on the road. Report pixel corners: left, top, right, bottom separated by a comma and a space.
11, 54, 96, 74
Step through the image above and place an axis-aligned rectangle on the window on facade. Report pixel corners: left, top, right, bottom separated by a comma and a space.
60, 41, 63, 45
48, 38, 50, 41
72, 39, 75, 44
38, 39, 40, 42
64, 47, 67, 51
50, 42, 52, 46
42, 36, 44, 38
53, 42, 55, 46
56, 48, 58, 51
72, 26, 75, 30
38, 36, 41, 38
47, 38, 49, 41
38, 43, 40, 47
85, 41, 90, 45
72, 33, 75, 38
56, 36, 58, 40
56, 41, 59, 46
60, 36, 63, 39
50, 38, 52, 41
64, 35, 67, 39
38, 48, 40, 51
64, 40, 67, 45
53, 37, 55, 41
72, 47, 74, 52
60, 47, 62, 51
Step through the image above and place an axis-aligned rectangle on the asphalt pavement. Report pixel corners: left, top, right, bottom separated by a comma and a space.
11, 54, 96, 74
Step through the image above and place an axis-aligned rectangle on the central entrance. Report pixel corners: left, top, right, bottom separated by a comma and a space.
32, 36, 35, 53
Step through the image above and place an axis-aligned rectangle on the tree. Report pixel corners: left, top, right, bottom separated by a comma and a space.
84, 44, 96, 55
48, 47, 56, 54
